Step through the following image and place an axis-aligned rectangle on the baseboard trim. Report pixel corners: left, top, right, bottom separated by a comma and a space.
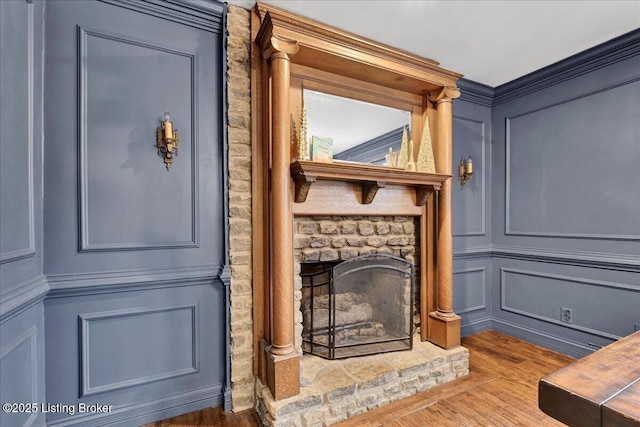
46, 384, 224, 426
461, 317, 492, 338
490, 318, 599, 358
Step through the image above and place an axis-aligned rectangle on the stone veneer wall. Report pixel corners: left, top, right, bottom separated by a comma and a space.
226, 5, 254, 411
293, 216, 421, 353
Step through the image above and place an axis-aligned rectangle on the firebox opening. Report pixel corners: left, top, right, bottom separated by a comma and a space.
300, 254, 414, 360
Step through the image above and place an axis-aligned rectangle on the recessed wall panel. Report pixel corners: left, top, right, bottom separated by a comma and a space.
79, 29, 197, 251
506, 80, 640, 240
0, 0, 34, 262
0, 327, 37, 427
453, 267, 486, 314
80, 305, 197, 396
501, 268, 640, 338
453, 116, 486, 237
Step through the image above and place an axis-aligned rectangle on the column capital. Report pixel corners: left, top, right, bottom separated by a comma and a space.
429, 86, 461, 104
256, 12, 299, 59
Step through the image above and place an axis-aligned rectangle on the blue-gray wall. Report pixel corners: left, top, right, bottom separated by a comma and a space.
1, 1, 47, 426
453, 80, 494, 337
1, 1, 229, 426
453, 30, 640, 357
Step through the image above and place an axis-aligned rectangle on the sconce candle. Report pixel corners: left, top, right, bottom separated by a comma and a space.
157, 112, 179, 171
163, 112, 173, 139
458, 156, 473, 188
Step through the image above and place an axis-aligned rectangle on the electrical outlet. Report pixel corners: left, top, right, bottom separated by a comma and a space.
561, 307, 573, 323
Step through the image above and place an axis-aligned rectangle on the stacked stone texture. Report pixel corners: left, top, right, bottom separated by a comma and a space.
226, 5, 254, 411
293, 216, 420, 353
255, 346, 470, 427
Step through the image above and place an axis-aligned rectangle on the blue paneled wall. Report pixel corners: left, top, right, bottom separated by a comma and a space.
452, 30, 640, 357
1, 1, 47, 426
2, 0, 228, 426
452, 80, 494, 337
2, 1, 638, 425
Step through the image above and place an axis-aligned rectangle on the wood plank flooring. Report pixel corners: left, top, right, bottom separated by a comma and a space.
142, 331, 575, 427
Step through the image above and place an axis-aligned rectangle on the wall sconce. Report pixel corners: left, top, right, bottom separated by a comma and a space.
458, 156, 473, 188
156, 112, 179, 171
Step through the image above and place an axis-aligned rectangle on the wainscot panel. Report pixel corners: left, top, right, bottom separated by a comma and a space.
45, 282, 226, 426
41, 0, 228, 425
0, 304, 46, 427
491, 257, 640, 357
453, 257, 492, 337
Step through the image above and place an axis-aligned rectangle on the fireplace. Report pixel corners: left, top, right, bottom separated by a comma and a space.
251, 2, 464, 412
301, 254, 414, 359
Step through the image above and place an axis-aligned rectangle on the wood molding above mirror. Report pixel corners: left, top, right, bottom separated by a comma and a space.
251, 1, 463, 401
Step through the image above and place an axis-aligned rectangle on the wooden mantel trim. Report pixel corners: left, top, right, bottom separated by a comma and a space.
254, 2, 462, 94
256, 12, 301, 401
290, 160, 447, 205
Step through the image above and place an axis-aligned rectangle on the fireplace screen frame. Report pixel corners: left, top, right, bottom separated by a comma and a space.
301, 254, 415, 360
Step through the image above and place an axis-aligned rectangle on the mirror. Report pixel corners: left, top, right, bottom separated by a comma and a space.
304, 89, 411, 165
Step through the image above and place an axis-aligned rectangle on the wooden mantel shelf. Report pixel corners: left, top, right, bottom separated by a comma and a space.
290, 160, 449, 206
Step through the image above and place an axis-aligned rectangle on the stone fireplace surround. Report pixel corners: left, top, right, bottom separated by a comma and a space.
292, 215, 421, 353
252, 216, 470, 426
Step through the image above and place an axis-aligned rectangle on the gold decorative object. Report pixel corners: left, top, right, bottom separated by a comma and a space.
405, 140, 416, 171
397, 126, 409, 169
156, 112, 179, 171
458, 156, 473, 188
298, 98, 309, 160
416, 117, 436, 173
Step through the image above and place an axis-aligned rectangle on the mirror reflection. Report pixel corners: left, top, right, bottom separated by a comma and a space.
304, 89, 411, 164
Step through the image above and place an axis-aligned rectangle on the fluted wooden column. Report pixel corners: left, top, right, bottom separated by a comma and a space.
256, 15, 300, 400
428, 87, 461, 349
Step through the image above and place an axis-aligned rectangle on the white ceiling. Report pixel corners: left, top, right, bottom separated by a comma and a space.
226, 0, 640, 87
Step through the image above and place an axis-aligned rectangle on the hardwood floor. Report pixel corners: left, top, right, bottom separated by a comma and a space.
142, 331, 574, 427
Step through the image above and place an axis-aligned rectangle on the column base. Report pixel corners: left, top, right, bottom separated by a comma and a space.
265, 346, 300, 401
428, 311, 461, 349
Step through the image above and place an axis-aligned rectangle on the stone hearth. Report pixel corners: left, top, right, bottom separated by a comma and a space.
255, 338, 469, 427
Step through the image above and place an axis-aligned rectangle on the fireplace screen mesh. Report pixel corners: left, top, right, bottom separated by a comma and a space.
301, 254, 414, 359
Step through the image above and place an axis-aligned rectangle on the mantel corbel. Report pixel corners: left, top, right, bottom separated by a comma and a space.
292, 173, 317, 203
416, 186, 437, 206
362, 181, 386, 204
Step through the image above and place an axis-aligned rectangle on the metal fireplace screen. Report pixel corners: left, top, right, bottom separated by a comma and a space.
301, 254, 414, 360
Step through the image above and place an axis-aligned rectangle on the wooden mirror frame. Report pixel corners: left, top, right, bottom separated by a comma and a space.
250, 2, 463, 400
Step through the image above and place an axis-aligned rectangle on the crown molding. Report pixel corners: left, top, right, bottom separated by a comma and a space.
457, 78, 494, 107
494, 28, 640, 105
98, 0, 225, 33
